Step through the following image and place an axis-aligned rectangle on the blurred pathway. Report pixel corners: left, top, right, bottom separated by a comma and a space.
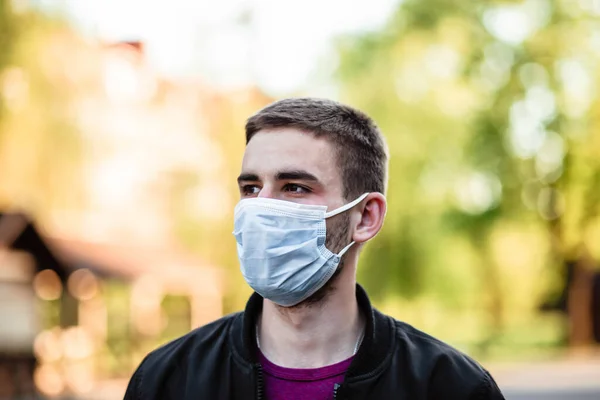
489, 355, 600, 400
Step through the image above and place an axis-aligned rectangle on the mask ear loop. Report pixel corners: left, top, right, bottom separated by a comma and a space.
325, 192, 370, 257
337, 241, 356, 257
324, 192, 370, 219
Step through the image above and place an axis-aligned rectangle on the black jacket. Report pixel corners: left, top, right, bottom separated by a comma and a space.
124, 285, 505, 399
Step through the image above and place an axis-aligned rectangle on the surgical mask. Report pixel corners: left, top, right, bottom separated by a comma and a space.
233, 193, 369, 307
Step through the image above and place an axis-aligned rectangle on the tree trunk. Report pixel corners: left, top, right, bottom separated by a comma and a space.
567, 255, 594, 346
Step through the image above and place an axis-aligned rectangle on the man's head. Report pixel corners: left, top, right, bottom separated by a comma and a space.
237, 98, 388, 308
245, 98, 388, 201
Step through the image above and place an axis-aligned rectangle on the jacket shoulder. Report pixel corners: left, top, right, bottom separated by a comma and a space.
124, 312, 241, 400
392, 319, 504, 399
393, 318, 483, 371
145, 311, 239, 364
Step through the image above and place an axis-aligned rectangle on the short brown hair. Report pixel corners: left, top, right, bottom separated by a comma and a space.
245, 98, 388, 199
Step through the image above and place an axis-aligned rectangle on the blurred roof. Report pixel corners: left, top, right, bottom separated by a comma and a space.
0, 212, 222, 293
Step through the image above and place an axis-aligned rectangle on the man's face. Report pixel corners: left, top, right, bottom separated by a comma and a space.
237, 128, 352, 307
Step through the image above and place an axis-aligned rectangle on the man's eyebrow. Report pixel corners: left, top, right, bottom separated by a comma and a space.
276, 170, 320, 182
237, 173, 259, 183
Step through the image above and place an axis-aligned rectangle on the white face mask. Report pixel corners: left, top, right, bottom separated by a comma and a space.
233, 193, 369, 307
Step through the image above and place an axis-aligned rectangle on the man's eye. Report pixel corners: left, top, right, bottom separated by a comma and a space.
284, 184, 310, 194
242, 185, 260, 196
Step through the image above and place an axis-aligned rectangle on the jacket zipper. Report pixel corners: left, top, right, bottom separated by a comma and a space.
333, 383, 341, 399
255, 364, 264, 400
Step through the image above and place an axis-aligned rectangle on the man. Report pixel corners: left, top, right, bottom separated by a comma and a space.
124, 98, 505, 399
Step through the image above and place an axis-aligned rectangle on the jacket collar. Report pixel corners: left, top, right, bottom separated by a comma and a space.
230, 284, 394, 379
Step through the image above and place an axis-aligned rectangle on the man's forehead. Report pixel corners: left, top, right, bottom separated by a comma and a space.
242, 129, 336, 176
245, 128, 331, 152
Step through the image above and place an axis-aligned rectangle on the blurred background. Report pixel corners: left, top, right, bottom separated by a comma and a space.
0, 0, 599, 399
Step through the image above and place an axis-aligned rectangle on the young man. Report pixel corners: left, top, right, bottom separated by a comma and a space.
124, 98, 505, 399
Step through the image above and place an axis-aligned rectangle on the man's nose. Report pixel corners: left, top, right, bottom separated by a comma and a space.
257, 185, 275, 199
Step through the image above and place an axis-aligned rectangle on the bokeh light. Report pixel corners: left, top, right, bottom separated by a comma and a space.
33, 364, 65, 397
67, 269, 98, 301
32, 270, 62, 301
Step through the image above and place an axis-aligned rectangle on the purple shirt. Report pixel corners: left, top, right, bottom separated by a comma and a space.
258, 351, 353, 400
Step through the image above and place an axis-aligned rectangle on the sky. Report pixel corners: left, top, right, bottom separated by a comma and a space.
35, 0, 400, 96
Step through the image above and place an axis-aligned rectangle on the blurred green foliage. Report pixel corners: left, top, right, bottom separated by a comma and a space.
332, 0, 600, 357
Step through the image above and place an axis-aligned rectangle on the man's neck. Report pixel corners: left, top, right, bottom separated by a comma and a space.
257, 275, 364, 369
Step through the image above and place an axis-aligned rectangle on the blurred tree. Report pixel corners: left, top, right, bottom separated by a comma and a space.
0, 0, 18, 129
336, 0, 600, 352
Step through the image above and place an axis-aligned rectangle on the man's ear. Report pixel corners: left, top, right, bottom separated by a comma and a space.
352, 192, 386, 244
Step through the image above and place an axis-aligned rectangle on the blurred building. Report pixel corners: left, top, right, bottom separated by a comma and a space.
0, 26, 269, 398
0, 211, 222, 398
50, 40, 232, 244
